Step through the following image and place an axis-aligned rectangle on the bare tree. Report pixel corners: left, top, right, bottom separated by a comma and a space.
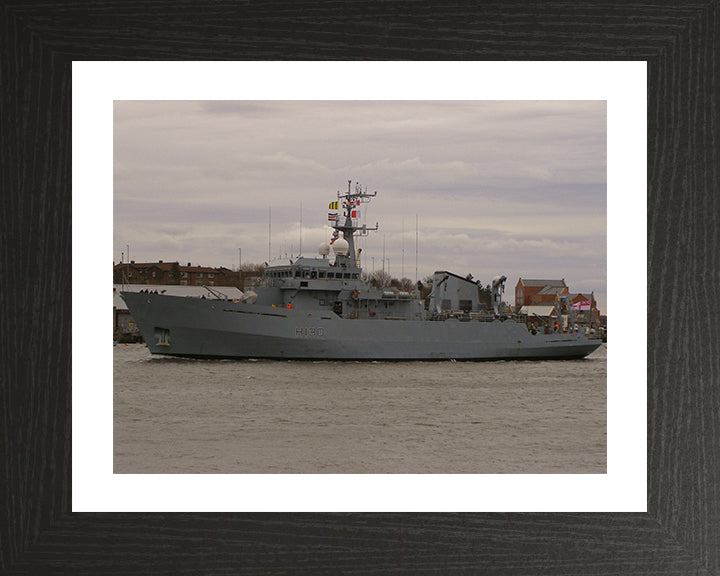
368, 270, 392, 288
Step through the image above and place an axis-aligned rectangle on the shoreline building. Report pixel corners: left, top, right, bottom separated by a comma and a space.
515, 278, 601, 330
515, 278, 568, 309
112, 260, 263, 290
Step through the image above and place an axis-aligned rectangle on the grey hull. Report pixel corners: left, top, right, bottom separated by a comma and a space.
122, 292, 602, 360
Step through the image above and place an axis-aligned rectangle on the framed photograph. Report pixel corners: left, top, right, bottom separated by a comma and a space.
3, 3, 717, 574
85, 63, 631, 511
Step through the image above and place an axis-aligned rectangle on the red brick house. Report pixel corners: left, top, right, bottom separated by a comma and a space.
113, 261, 243, 288
514, 278, 568, 309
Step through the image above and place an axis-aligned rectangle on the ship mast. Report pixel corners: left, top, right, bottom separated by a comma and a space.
331, 180, 379, 268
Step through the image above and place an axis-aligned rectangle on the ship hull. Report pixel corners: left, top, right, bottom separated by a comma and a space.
122, 292, 602, 360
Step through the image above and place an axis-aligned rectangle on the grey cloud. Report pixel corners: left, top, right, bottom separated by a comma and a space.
114, 100, 607, 311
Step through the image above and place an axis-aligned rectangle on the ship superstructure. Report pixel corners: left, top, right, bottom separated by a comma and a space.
121, 182, 602, 360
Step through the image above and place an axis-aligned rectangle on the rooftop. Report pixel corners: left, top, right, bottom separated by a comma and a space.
113, 261, 233, 274
535, 285, 567, 295
518, 305, 557, 316
517, 278, 566, 288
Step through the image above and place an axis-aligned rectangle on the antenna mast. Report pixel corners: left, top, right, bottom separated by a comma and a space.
329, 180, 378, 269
268, 207, 271, 261
415, 214, 418, 283
401, 218, 405, 279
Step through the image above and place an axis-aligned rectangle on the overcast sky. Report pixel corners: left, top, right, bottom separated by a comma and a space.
114, 100, 606, 311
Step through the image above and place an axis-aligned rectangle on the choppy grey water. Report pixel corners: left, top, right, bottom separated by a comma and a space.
114, 343, 606, 474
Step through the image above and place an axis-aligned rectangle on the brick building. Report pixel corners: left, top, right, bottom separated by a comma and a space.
514, 278, 568, 309
566, 292, 601, 325
515, 279, 602, 327
113, 260, 244, 288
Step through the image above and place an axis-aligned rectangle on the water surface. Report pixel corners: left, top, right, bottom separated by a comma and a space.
114, 343, 606, 473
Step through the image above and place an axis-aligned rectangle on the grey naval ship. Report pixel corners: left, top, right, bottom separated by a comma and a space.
121, 182, 602, 361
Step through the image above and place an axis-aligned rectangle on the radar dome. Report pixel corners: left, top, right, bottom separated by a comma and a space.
318, 243, 330, 256
332, 238, 349, 256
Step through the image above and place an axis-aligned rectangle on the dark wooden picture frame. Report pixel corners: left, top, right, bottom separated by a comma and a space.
2, 2, 718, 574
